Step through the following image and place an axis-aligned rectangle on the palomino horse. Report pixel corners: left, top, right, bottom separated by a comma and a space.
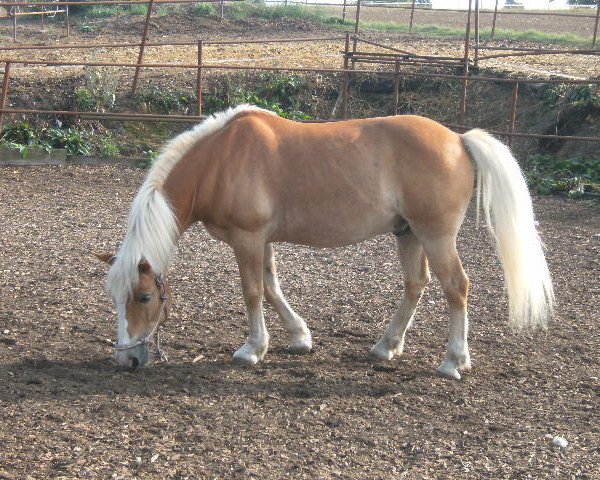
95, 104, 554, 379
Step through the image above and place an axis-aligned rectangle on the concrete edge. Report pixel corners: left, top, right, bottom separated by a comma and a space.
0, 148, 144, 167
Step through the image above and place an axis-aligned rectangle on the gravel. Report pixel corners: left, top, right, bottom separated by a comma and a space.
0, 164, 599, 478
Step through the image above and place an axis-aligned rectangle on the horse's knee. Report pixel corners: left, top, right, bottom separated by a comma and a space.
443, 272, 469, 308
404, 275, 429, 302
263, 281, 278, 303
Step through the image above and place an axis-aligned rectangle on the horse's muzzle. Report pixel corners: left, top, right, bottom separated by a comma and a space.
116, 344, 149, 369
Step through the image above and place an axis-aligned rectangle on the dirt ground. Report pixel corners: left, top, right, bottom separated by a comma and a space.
0, 163, 599, 479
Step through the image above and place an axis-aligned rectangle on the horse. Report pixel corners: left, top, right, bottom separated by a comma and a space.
94, 104, 554, 379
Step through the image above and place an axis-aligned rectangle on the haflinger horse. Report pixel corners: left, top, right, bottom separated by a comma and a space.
95, 104, 554, 379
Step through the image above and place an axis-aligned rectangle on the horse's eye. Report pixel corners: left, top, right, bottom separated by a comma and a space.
139, 293, 151, 304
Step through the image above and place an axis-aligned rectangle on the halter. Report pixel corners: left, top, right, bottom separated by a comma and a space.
115, 273, 169, 363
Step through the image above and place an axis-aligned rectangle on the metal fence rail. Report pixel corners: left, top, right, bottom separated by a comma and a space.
0, 0, 599, 151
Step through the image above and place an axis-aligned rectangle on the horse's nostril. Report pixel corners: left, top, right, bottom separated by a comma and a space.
130, 356, 140, 369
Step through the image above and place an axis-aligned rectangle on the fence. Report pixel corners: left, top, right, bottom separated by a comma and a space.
0, 0, 599, 151
266, 0, 600, 47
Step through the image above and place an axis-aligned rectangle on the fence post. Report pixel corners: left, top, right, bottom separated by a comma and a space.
491, 0, 499, 40
460, 0, 472, 125
508, 81, 519, 147
593, 0, 600, 48
474, 0, 480, 68
409, 0, 416, 32
352, 0, 360, 71
394, 60, 400, 114
342, 0, 347, 22
12, 1, 17, 42
131, 0, 155, 96
197, 39, 203, 116
220, 0, 224, 20
0, 62, 12, 136
341, 31, 350, 119
354, 0, 361, 37
66, 4, 70, 37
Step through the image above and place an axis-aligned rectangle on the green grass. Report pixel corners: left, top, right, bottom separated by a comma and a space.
84, 5, 123, 18
482, 27, 590, 47
342, 21, 591, 47
256, 4, 326, 20
227, 2, 327, 21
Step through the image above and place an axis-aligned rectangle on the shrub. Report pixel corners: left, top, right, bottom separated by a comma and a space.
98, 134, 120, 157
0, 122, 38, 146
192, 3, 215, 16
80, 25, 98, 33
74, 66, 120, 112
544, 84, 600, 109
526, 154, 600, 197
135, 86, 194, 114
45, 127, 93, 156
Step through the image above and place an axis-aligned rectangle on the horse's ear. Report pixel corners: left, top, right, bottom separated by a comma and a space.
94, 252, 117, 265
138, 260, 151, 273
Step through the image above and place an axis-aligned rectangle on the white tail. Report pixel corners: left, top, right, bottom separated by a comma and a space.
461, 129, 554, 329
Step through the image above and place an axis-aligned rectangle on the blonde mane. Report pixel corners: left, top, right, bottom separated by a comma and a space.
107, 104, 272, 302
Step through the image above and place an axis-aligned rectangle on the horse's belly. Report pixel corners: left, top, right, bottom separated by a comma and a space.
275, 204, 397, 248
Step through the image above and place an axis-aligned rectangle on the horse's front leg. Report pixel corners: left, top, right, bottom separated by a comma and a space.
231, 234, 270, 365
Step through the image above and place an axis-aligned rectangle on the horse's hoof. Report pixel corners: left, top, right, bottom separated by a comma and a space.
233, 350, 259, 366
370, 343, 395, 361
290, 335, 312, 355
436, 360, 461, 380
233, 343, 263, 365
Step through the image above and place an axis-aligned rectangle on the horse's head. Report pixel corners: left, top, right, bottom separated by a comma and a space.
94, 252, 171, 369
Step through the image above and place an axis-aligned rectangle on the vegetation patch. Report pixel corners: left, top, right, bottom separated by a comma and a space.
526, 154, 600, 197
0, 122, 94, 157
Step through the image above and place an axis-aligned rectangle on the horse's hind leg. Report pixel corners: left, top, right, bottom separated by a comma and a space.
371, 232, 430, 361
421, 236, 471, 380
263, 244, 312, 354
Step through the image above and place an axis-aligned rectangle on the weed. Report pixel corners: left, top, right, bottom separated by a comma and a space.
135, 86, 194, 114
127, 4, 147, 15
74, 87, 96, 111
544, 84, 600, 109
203, 95, 228, 114
45, 127, 93, 156
0, 122, 38, 146
201, 72, 313, 120
84, 5, 123, 18
156, 5, 169, 17
225, 2, 324, 21
526, 154, 600, 197
254, 4, 325, 21
139, 149, 160, 169
324, 16, 347, 25
192, 3, 215, 16
226, 2, 254, 20
80, 25, 98, 33
98, 134, 120, 157
0, 123, 94, 157
75, 66, 120, 112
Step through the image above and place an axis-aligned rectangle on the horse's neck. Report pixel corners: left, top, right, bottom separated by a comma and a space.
161, 157, 205, 234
